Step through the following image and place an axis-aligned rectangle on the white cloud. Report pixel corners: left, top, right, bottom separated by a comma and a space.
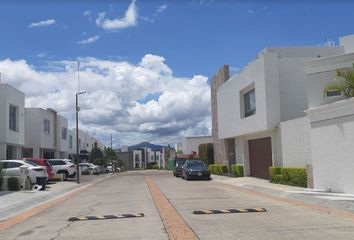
28, 19, 56, 28
96, 0, 137, 31
156, 4, 167, 13
83, 10, 91, 16
0, 55, 211, 147
77, 35, 100, 44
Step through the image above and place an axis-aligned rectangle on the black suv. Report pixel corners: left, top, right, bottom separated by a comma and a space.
173, 158, 187, 177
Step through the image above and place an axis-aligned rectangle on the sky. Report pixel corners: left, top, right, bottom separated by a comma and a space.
0, 0, 354, 148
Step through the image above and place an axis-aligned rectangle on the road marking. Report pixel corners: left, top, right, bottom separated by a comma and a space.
145, 176, 199, 240
68, 213, 145, 221
193, 208, 266, 215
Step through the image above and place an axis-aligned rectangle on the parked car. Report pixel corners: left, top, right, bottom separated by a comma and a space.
0, 160, 48, 190
173, 158, 187, 177
181, 160, 211, 181
48, 159, 76, 180
79, 163, 100, 175
23, 158, 54, 181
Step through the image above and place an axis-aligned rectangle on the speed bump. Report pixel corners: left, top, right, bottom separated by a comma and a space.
68, 213, 145, 221
193, 208, 266, 215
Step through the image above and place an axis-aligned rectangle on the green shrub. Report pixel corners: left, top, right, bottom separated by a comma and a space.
269, 167, 307, 187
282, 168, 307, 187
152, 165, 160, 170
231, 164, 244, 177
8, 177, 19, 191
81, 170, 92, 175
208, 164, 227, 175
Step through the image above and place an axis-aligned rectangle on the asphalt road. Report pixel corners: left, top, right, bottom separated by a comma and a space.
1, 171, 354, 240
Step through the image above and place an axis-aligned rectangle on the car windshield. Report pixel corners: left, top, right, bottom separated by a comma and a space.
25, 161, 38, 166
187, 161, 205, 168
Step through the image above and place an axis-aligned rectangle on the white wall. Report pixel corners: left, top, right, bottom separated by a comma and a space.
217, 53, 270, 139
279, 117, 311, 167
57, 115, 69, 154
184, 136, 213, 154
307, 98, 354, 194
0, 84, 25, 147
340, 34, 354, 54
305, 53, 354, 109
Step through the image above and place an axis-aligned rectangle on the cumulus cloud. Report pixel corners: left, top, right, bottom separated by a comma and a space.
77, 35, 100, 44
28, 19, 56, 28
0, 54, 211, 147
96, 0, 137, 31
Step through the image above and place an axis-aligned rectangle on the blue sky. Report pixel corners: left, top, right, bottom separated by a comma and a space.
0, 0, 354, 147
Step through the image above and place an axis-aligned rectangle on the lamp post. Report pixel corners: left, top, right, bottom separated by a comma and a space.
76, 91, 86, 184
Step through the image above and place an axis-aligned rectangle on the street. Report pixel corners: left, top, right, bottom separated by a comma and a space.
1, 171, 354, 240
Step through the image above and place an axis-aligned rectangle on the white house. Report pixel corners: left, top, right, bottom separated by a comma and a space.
305, 35, 354, 194
0, 83, 25, 159
183, 135, 213, 155
216, 46, 343, 179
24, 108, 68, 159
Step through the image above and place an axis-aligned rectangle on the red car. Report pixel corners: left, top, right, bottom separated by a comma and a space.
23, 158, 54, 181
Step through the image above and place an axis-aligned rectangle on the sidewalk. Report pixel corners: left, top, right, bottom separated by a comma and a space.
211, 174, 354, 215
0, 174, 113, 222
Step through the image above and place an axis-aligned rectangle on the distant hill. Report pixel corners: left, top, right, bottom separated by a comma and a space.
128, 142, 165, 152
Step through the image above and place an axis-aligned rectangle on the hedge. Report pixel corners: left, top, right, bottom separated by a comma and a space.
269, 167, 307, 188
8, 177, 20, 191
208, 164, 227, 175
231, 164, 244, 177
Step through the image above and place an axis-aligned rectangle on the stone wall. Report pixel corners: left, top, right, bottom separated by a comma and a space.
211, 65, 229, 165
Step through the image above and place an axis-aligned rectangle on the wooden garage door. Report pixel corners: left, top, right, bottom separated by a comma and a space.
248, 137, 272, 179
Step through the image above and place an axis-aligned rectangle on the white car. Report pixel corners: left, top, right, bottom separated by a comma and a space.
0, 160, 48, 190
48, 159, 76, 180
79, 163, 100, 175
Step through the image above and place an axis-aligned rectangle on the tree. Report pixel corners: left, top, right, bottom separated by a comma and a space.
90, 146, 103, 163
105, 147, 117, 161
325, 63, 354, 97
198, 143, 214, 166
93, 157, 108, 167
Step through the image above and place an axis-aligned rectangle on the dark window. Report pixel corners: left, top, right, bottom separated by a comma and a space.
244, 89, 256, 117
62, 127, 67, 140
325, 89, 342, 97
69, 135, 73, 149
50, 160, 65, 165
8, 162, 23, 168
9, 105, 19, 132
44, 119, 50, 135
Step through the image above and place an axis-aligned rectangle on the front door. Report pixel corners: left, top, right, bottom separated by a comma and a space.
248, 137, 272, 179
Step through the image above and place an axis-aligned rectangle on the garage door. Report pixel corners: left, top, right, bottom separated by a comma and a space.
248, 137, 272, 179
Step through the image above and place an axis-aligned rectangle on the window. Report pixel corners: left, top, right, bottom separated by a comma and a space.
69, 135, 73, 149
325, 89, 343, 98
44, 119, 50, 135
9, 104, 19, 132
244, 88, 256, 117
62, 127, 67, 140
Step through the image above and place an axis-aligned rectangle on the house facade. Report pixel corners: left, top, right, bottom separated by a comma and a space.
183, 135, 213, 156
216, 46, 343, 179
305, 35, 354, 193
0, 83, 25, 159
23, 108, 59, 158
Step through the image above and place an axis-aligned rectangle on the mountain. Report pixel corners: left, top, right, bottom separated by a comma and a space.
128, 142, 165, 152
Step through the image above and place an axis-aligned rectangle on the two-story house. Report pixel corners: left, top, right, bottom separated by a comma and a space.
215, 46, 343, 179
0, 83, 25, 159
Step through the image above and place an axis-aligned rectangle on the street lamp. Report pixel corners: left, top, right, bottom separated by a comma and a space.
76, 91, 86, 184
